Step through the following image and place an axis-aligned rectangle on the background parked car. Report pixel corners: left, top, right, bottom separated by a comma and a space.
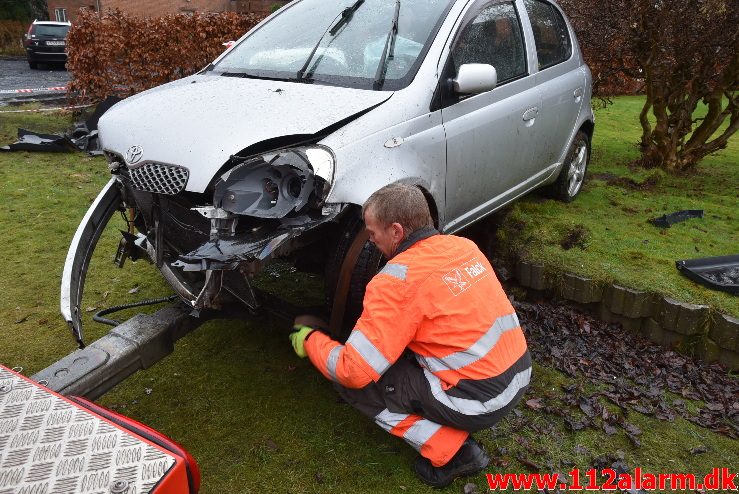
25, 20, 70, 69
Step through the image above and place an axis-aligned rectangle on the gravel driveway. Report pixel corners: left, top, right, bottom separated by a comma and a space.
0, 57, 70, 101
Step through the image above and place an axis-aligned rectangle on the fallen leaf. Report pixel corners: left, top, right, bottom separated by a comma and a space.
621, 422, 642, 436
526, 398, 544, 410
144, 388, 152, 395
128, 286, 140, 294
463, 483, 480, 494
14, 315, 30, 324
704, 403, 724, 412
517, 457, 540, 471
611, 460, 631, 474
690, 445, 708, 455
315, 472, 324, 484
604, 424, 618, 435
85, 307, 97, 313
265, 439, 279, 451
579, 401, 596, 418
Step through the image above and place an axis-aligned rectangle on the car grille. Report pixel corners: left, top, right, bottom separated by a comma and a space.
129, 163, 189, 195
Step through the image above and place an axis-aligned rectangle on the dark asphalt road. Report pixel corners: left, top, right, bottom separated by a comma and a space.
0, 57, 70, 97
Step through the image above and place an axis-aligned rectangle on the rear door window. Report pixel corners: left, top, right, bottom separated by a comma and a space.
523, 0, 571, 69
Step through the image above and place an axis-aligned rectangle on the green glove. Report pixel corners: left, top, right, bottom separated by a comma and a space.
289, 325, 314, 358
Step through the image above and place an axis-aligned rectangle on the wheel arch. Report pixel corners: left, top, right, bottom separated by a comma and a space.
579, 119, 595, 145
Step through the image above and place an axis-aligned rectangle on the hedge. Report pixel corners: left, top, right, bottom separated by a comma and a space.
0, 20, 26, 56
67, 9, 266, 102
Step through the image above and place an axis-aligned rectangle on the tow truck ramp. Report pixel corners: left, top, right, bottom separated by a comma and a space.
0, 366, 197, 493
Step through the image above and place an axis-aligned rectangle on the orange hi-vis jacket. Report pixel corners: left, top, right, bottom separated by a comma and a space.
305, 233, 530, 417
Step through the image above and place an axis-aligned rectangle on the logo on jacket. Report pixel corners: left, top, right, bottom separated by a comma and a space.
442, 257, 490, 296
125, 145, 144, 165
443, 269, 469, 296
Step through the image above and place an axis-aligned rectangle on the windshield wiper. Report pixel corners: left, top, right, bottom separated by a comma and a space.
373, 0, 401, 91
297, 0, 365, 81
329, 0, 365, 36
219, 72, 295, 83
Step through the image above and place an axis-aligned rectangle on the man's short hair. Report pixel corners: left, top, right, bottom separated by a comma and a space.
362, 183, 433, 234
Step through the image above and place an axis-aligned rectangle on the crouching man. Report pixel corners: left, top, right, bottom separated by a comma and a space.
289, 183, 531, 488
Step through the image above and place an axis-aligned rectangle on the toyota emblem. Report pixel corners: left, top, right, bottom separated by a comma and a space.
125, 145, 144, 164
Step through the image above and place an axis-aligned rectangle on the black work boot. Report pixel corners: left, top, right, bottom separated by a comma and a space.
412, 437, 490, 488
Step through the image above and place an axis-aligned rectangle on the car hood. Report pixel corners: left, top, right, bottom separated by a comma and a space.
99, 75, 393, 193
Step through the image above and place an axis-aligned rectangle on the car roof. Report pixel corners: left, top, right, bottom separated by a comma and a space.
32, 20, 71, 26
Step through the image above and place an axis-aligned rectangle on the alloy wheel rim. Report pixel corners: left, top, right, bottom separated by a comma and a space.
567, 143, 587, 197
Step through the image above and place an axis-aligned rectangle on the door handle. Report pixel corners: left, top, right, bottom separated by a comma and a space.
522, 107, 539, 122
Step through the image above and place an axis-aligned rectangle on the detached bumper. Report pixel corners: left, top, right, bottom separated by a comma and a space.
60, 178, 122, 347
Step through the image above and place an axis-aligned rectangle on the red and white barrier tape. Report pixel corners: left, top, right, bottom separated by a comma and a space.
0, 86, 67, 94
0, 104, 93, 114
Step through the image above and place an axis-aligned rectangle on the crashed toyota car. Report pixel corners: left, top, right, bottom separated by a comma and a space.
62, 0, 594, 346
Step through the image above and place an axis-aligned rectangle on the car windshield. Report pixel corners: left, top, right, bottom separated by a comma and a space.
34, 25, 70, 38
212, 0, 454, 90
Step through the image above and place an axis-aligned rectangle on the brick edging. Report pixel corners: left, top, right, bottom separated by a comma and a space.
512, 260, 739, 370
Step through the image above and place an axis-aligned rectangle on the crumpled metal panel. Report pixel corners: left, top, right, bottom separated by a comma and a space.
0, 367, 175, 494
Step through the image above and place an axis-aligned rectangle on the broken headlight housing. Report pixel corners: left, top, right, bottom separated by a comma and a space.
213, 146, 335, 219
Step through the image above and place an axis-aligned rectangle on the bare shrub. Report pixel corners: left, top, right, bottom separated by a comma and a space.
561, 0, 738, 172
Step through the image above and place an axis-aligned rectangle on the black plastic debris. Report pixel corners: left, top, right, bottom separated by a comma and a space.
676, 255, 739, 295
650, 210, 704, 228
0, 96, 121, 155
1, 128, 79, 153
84, 95, 121, 132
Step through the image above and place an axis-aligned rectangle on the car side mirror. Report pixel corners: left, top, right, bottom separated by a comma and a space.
451, 64, 497, 94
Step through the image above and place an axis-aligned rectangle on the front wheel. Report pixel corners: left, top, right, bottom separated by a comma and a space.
325, 214, 385, 341
548, 130, 590, 202
28, 61, 38, 70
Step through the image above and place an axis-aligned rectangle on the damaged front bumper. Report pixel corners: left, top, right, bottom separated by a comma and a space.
60, 171, 343, 348
172, 210, 339, 272
61, 178, 122, 347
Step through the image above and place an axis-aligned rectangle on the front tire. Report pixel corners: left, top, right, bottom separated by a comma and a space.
28, 61, 38, 70
549, 130, 590, 202
325, 213, 385, 341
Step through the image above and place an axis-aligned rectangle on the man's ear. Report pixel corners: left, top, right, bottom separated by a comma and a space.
390, 222, 405, 242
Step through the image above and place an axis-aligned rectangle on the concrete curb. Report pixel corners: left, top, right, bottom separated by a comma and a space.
513, 260, 739, 370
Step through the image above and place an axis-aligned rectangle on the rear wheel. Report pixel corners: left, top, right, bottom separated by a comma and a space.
549, 130, 590, 202
325, 213, 385, 341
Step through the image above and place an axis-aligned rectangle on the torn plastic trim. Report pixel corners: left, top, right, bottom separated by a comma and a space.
676, 254, 739, 295
61, 177, 122, 348
172, 206, 343, 273
213, 146, 334, 219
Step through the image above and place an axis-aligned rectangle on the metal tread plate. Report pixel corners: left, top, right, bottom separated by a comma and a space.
0, 367, 176, 494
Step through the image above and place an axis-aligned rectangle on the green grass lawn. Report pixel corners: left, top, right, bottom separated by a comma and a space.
496, 96, 739, 318
0, 103, 737, 493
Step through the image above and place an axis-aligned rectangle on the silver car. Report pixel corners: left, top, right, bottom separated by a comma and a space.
62, 0, 594, 344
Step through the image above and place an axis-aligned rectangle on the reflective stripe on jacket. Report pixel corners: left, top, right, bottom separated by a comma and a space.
305, 233, 530, 414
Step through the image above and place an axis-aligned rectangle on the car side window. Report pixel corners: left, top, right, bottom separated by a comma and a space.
523, 0, 572, 69
450, 1, 527, 85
